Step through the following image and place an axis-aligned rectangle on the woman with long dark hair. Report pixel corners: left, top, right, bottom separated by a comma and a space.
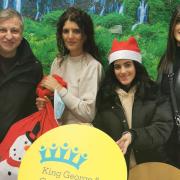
93, 36, 173, 170
36, 7, 104, 125
157, 6, 180, 168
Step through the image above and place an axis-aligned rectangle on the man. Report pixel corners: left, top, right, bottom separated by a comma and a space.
0, 8, 43, 142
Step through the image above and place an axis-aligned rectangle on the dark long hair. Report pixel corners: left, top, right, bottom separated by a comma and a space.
96, 61, 158, 109
158, 6, 180, 73
56, 7, 100, 61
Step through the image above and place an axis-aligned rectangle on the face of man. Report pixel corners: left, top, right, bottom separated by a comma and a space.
0, 17, 23, 58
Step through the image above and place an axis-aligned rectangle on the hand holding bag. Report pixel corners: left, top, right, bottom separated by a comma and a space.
0, 74, 67, 179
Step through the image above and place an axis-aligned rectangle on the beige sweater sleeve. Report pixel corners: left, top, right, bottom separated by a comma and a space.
51, 57, 104, 123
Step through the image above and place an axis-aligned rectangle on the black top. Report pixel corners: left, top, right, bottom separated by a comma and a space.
174, 46, 180, 108
0, 38, 43, 142
93, 89, 173, 169
157, 46, 180, 168
0, 55, 17, 81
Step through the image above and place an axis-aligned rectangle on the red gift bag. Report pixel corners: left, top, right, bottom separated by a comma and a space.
0, 74, 67, 179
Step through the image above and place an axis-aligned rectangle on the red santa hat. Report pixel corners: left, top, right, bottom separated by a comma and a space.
108, 36, 142, 64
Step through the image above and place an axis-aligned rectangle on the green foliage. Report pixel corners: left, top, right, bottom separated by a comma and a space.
29, 35, 57, 74
41, 10, 63, 27
95, 26, 114, 67
125, 0, 139, 21
24, 18, 57, 74
24, 18, 55, 40
93, 13, 133, 31
131, 22, 168, 78
148, 0, 168, 23
23, 1, 178, 78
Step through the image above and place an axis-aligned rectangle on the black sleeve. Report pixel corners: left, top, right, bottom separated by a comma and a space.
133, 98, 174, 150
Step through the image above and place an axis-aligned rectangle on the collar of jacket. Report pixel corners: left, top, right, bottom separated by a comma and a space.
0, 38, 40, 87
16, 38, 38, 66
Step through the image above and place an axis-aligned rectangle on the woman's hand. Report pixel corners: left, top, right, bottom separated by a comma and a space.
36, 96, 50, 110
41, 75, 63, 92
116, 132, 132, 155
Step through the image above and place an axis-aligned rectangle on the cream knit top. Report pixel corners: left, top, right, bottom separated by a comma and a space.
50, 53, 104, 125
116, 86, 137, 168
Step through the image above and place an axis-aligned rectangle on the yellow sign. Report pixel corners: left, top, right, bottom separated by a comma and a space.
18, 124, 127, 180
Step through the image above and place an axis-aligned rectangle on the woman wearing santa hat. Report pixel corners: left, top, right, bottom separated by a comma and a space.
93, 36, 173, 169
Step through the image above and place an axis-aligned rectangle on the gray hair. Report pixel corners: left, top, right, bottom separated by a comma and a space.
0, 8, 24, 31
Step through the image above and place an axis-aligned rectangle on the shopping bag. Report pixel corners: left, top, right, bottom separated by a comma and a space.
0, 74, 67, 179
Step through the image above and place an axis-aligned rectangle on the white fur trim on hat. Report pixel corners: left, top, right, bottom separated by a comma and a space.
108, 50, 142, 64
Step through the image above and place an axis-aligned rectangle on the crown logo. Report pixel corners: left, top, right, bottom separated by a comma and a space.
39, 143, 88, 170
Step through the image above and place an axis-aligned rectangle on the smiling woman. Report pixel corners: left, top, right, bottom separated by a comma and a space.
113, 59, 136, 86
36, 7, 104, 125
62, 20, 85, 57
93, 36, 173, 171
